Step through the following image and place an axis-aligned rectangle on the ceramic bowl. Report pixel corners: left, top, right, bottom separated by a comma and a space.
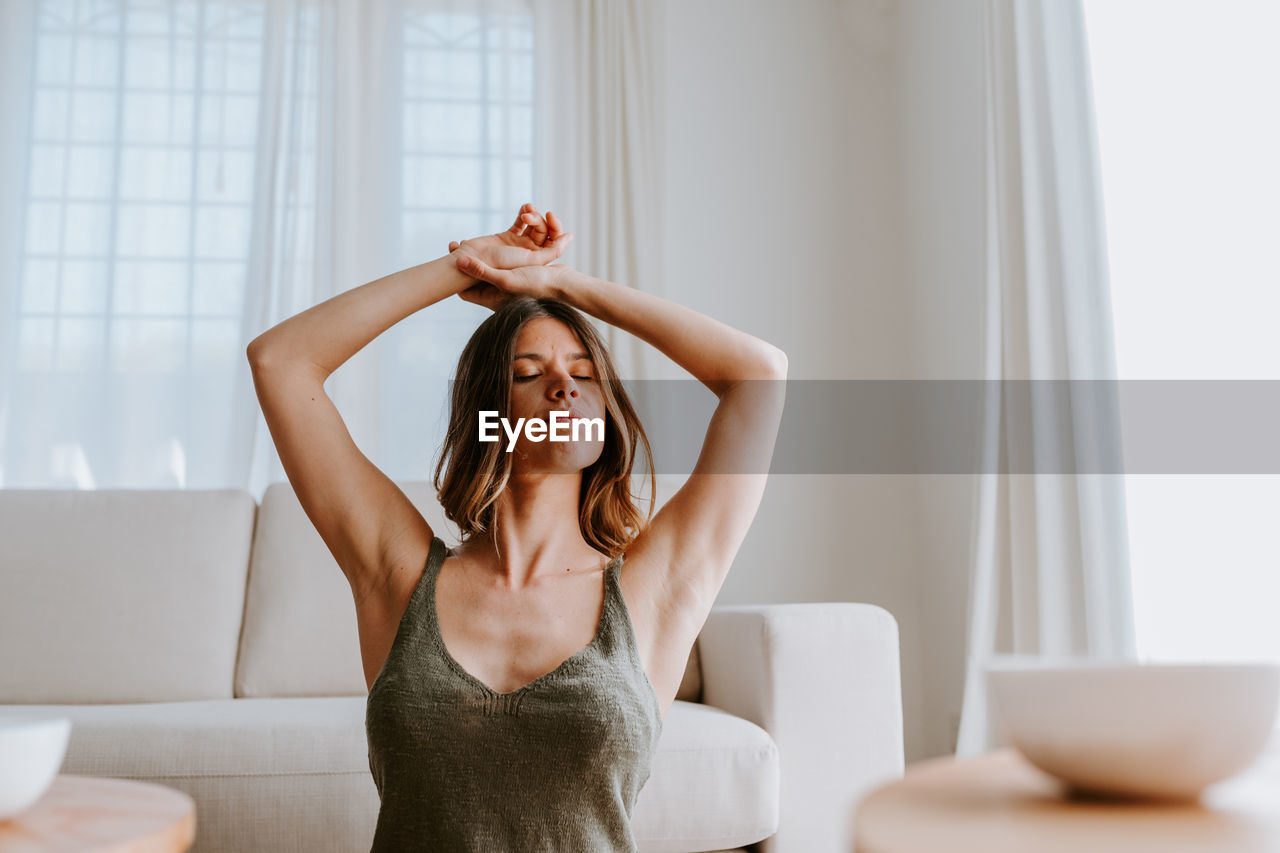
987, 658, 1280, 800
0, 714, 71, 819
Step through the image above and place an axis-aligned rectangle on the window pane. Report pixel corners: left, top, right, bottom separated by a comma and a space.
123, 93, 195, 144
406, 155, 484, 203
195, 149, 253, 202
21, 260, 60, 312
121, 148, 194, 201
25, 202, 63, 254
124, 37, 199, 88
60, 260, 110, 313
29, 144, 67, 196
192, 261, 245, 315
110, 318, 187, 373
69, 91, 117, 144
113, 260, 189, 315
36, 35, 73, 85
73, 36, 120, 87
193, 207, 250, 259
63, 203, 112, 256
33, 89, 70, 138
57, 317, 107, 372
19, 318, 56, 372
66, 146, 116, 198
117, 204, 191, 257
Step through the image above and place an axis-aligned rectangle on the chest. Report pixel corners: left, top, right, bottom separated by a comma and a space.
433, 555, 694, 719
434, 566, 611, 695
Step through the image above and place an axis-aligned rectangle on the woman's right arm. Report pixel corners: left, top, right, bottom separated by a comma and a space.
245, 204, 569, 607
245, 253, 468, 607
247, 252, 468, 376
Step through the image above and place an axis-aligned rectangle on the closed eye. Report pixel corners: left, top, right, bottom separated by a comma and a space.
514, 375, 594, 382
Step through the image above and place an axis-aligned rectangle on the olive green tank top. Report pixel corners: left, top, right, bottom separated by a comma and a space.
365, 535, 664, 852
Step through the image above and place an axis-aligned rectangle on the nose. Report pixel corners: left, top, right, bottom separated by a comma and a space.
549, 381, 578, 402
546, 369, 579, 402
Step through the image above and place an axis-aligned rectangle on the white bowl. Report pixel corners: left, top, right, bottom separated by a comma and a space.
987, 658, 1280, 801
0, 714, 71, 820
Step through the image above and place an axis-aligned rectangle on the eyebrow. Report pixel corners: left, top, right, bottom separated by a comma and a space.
512, 352, 594, 363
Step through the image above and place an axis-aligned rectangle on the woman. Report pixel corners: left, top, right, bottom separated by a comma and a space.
246, 203, 787, 851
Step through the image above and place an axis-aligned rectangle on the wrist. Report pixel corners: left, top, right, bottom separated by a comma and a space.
551, 267, 588, 303
451, 243, 485, 271
454, 237, 493, 266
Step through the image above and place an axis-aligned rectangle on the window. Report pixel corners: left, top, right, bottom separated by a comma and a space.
1082, 1, 1280, 677
1, 0, 535, 490
381, 4, 534, 483
9, 0, 275, 487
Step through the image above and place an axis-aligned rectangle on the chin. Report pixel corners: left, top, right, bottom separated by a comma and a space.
515, 442, 604, 473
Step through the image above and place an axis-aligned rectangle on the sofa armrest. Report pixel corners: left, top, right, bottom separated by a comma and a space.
697, 603, 904, 853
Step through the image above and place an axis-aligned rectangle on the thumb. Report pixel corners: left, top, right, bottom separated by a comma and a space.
532, 232, 574, 263
457, 253, 509, 286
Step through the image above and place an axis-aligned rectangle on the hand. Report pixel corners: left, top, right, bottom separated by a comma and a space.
453, 255, 572, 308
448, 203, 573, 272
449, 204, 573, 310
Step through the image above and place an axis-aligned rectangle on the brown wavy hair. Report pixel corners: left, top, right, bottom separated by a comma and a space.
432, 296, 655, 560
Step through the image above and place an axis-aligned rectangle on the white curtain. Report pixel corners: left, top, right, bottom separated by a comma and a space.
531, 0, 664, 384
231, 0, 407, 500
0, 0, 662, 499
955, 0, 1139, 757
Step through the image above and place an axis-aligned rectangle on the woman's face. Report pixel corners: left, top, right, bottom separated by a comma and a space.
505, 317, 606, 473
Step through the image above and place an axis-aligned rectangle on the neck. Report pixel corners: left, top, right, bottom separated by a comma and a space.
462, 471, 601, 589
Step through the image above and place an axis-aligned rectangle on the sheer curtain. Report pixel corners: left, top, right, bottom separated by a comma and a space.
531, 0, 664, 385
0, 0, 662, 501
954, 0, 1138, 757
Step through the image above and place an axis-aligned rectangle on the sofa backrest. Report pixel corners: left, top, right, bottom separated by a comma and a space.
233, 480, 441, 698
0, 483, 701, 704
235, 480, 702, 702
0, 488, 256, 703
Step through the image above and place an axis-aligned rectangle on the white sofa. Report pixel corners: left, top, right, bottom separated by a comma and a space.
0, 484, 904, 852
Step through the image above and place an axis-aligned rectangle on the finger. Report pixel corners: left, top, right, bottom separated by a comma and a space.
508, 204, 533, 235
530, 231, 573, 263
521, 212, 548, 245
456, 253, 511, 287
449, 241, 460, 252
519, 206, 545, 242
545, 211, 563, 242
459, 282, 492, 304
508, 202, 539, 236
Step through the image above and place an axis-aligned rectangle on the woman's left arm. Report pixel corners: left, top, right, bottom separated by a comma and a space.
554, 268, 789, 621
553, 270, 787, 392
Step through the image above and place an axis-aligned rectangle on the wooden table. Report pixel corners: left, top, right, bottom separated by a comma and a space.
853, 746, 1280, 853
0, 775, 195, 852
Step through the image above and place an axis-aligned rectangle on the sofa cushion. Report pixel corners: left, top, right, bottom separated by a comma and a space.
2, 698, 776, 852
234, 481, 461, 697
0, 488, 255, 703
236, 480, 704, 702
633, 701, 780, 851
233, 481, 380, 697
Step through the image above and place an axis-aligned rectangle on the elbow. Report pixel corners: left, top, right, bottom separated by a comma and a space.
245, 339, 265, 367
766, 346, 788, 378
245, 336, 275, 370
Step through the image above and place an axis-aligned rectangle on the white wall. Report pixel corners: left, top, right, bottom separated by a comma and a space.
657, 0, 994, 764
896, 0, 988, 761
657, 0, 928, 762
